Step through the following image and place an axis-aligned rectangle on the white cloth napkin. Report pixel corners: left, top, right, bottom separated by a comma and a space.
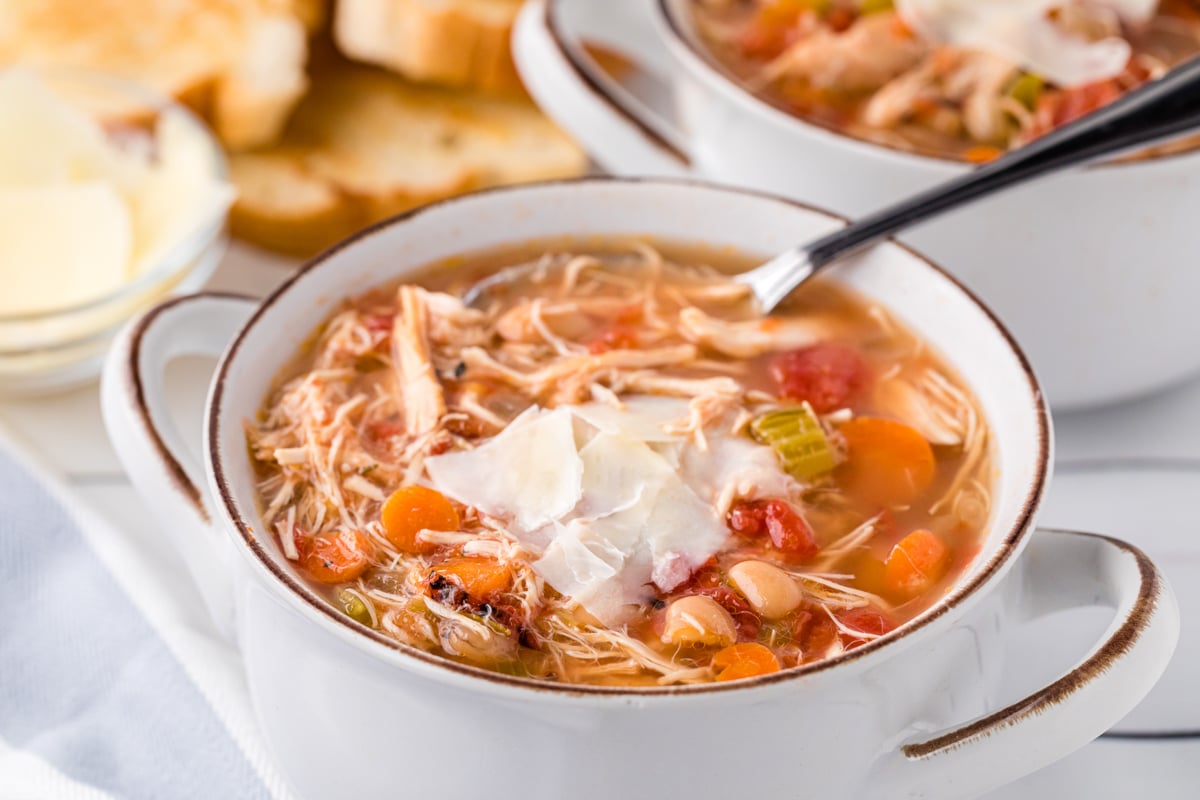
0, 437, 293, 800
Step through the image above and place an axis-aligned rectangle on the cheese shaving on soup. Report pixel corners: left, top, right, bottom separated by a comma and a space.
247, 241, 994, 686
426, 401, 784, 626
898, 0, 1157, 87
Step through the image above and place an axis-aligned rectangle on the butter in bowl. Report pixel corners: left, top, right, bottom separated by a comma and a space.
0, 68, 233, 396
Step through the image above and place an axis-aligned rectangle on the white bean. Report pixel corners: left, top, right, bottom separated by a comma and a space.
728, 560, 803, 620
661, 595, 737, 647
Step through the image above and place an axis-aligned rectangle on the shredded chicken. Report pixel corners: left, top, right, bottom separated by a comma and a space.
679, 306, 847, 358
246, 242, 993, 687
393, 287, 446, 436
865, 50, 1019, 144
764, 11, 930, 92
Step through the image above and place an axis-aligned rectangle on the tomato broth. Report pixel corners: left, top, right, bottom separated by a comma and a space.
247, 240, 992, 686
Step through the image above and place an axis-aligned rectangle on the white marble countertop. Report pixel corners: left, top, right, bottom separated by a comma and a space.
1, 242, 1195, 799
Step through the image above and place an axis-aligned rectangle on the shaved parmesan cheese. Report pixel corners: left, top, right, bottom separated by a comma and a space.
571, 395, 691, 442
535, 519, 629, 622
897, 0, 1159, 87
574, 431, 660, 522
0, 183, 131, 315
128, 109, 236, 278
681, 434, 800, 515
534, 433, 726, 626
425, 406, 583, 529
0, 70, 233, 320
0, 70, 120, 187
425, 399, 796, 627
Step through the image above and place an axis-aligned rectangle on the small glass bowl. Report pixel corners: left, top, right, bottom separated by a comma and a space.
0, 70, 229, 397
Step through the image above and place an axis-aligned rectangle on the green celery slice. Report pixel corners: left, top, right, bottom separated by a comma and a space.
750, 404, 836, 480
339, 588, 373, 626
1008, 73, 1045, 111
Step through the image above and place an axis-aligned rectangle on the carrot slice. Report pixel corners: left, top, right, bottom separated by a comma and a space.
381, 485, 460, 554
838, 417, 936, 507
712, 642, 782, 682
884, 529, 950, 598
430, 557, 513, 600
303, 529, 373, 584
964, 145, 1003, 164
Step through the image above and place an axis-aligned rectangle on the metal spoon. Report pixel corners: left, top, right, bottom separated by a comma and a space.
464, 55, 1200, 312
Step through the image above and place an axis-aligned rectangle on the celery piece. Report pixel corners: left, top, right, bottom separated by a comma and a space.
750, 404, 836, 480
339, 588, 373, 626
1008, 73, 1045, 111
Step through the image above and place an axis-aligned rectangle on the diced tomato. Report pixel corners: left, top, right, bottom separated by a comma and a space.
764, 500, 818, 560
884, 529, 950, 598
793, 607, 840, 660
727, 499, 819, 562
712, 642, 781, 681
680, 559, 722, 590
380, 485, 461, 554
301, 529, 373, 584
769, 342, 869, 413
837, 417, 936, 508
727, 501, 767, 537
837, 607, 895, 649
1044, 79, 1123, 129
693, 585, 762, 642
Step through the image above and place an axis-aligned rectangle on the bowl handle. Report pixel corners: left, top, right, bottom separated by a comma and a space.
872, 529, 1179, 798
514, 0, 694, 177
101, 292, 258, 641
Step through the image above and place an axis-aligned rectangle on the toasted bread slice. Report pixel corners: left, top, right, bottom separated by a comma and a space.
229, 56, 586, 257
334, 0, 524, 95
0, 0, 312, 149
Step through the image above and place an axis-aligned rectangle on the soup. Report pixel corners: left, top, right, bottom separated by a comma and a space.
691, 0, 1200, 162
246, 241, 992, 686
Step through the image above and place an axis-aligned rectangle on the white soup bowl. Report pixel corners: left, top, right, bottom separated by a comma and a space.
514, 0, 1200, 409
101, 179, 1177, 799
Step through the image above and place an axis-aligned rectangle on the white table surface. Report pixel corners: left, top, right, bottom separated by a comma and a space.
1, 242, 1196, 799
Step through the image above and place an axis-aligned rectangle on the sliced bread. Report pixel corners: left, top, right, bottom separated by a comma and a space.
0, 0, 313, 149
229, 54, 587, 256
334, 0, 524, 95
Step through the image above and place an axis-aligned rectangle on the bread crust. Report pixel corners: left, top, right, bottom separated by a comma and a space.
230, 57, 585, 257
334, 0, 524, 95
0, 0, 312, 149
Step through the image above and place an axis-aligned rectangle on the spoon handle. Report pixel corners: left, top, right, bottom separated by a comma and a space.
747, 55, 1200, 311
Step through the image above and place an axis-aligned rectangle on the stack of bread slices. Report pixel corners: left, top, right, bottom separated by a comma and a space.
0, 0, 587, 256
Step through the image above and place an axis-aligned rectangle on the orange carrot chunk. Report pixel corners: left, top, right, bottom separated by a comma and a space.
381, 485, 460, 554
964, 145, 1003, 164
430, 557, 513, 600
712, 642, 782, 682
838, 417, 936, 507
884, 529, 950, 598
303, 529, 373, 584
